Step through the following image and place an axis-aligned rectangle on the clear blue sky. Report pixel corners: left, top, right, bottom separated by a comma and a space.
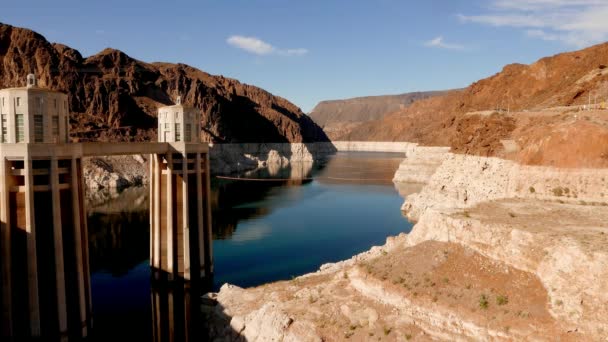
2, 0, 607, 112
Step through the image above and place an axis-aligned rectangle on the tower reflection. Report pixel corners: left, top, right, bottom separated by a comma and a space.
151, 278, 208, 342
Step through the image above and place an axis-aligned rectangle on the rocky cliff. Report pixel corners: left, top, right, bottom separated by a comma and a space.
340, 42, 608, 167
0, 22, 329, 144
309, 91, 446, 140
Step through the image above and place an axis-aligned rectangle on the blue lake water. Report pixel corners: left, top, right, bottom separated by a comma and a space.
86, 151, 413, 340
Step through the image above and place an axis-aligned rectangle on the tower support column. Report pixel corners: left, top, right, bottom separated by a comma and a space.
149, 143, 212, 282
0, 144, 91, 341
24, 152, 41, 337
0, 154, 13, 338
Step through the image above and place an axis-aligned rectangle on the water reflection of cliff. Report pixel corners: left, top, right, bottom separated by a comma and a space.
87, 188, 150, 275
314, 152, 404, 186
210, 161, 316, 240
210, 153, 406, 240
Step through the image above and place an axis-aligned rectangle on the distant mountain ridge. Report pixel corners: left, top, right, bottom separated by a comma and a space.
309, 91, 448, 140
0, 22, 329, 143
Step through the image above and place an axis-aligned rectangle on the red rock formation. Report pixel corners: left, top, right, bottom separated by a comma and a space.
309, 91, 449, 140
0, 23, 329, 143
341, 42, 608, 167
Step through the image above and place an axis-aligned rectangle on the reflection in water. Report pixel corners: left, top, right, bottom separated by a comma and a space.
151, 280, 202, 342
211, 152, 411, 289
88, 210, 149, 275
87, 195, 151, 341
85, 151, 411, 341
210, 161, 316, 240
315, 151, 405, 185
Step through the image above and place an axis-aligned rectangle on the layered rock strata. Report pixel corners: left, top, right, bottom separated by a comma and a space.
392, 146, 451, 183
404, 153, 608, 221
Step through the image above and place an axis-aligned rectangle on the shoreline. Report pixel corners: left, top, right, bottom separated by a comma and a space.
82, 141, 417, 204
202, 143, 608, 341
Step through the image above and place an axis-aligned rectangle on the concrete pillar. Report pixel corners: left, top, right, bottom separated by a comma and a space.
50, 157, 68, 341
150, 145, 212, 283
204, 153, 213, 275
181, 152, 190, 280
0, 156, 12, 338
150, 154, 155, 266
166, 152, 175, 278
153, 154, 161, 270
78, 158, 93, 330
24, 155, 41, 336
70, 157, 87, 337
195, 153, 205, 275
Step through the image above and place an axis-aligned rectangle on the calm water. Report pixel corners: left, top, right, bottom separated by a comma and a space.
86, 151, 413, 340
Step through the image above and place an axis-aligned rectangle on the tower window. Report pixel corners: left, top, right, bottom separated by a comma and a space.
16, 114, 24, 142
175, 123, 181, 141
34, 115, 44, 142
65, 116, 69, 142
185, 124, 191, 142
16, 97, 21, 107
52, 116, 59, 136
1, 114, 6, 143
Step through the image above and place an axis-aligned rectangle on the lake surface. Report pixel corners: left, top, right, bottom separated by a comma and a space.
86, 151, 414, 340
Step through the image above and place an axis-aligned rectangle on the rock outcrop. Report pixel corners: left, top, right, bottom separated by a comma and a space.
209, 143, 335, 175
392, 146, 451, 184
404, 153, 608, 221
83, 155, 148, 203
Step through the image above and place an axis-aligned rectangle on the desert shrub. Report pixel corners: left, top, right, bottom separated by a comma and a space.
479, 294, 489, 309
553, 187, 564, 197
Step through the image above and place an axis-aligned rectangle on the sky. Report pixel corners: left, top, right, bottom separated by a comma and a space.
2, 0, 608, 112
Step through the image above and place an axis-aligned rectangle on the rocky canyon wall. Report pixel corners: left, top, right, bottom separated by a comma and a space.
404, 153, 608, 221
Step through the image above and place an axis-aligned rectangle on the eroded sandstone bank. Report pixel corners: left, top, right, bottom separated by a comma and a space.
202, 144, 608, 341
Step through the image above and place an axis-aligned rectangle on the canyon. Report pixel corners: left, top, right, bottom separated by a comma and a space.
202, 142, 608, 341
2, 20, 607, 342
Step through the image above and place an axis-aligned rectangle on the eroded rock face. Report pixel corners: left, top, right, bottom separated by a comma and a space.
408, 200, 608, 336
404, 153, 608, 221
82, 155, 148, 202
339, 43, 608, 167
309, 91, 448, 140
209, 143, 330, 175
0, 22, 329, 144
392, 145, 451, 184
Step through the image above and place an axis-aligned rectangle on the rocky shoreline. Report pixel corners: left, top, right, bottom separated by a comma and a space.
82, 141, 420, 205
202, 144, 608, 341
